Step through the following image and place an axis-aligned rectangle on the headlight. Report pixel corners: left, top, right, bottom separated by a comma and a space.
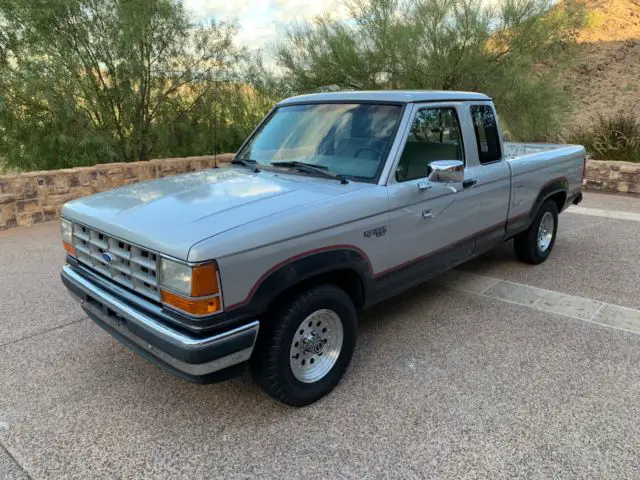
158, 258, 222, 316
61, 218, 73, 243
159, 258, 193, 296
61, 218, 76, 256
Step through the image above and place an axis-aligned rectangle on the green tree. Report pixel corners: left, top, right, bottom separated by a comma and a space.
275, 0, 585, 140
0, 0, 246, 170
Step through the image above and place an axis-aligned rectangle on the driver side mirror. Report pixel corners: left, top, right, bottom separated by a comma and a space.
428, 160, 464, 183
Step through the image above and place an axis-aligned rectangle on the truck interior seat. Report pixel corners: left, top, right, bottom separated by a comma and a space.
397, 142, 460, 181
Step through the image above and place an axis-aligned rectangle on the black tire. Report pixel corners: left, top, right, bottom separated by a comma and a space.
250, 284, 357, 406
514, 200, 559, 265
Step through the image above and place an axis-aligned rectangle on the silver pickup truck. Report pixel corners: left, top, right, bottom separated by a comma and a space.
60, 91, 585, 405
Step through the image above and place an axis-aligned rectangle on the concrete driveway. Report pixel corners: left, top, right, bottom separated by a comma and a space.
1, 192, 640, 479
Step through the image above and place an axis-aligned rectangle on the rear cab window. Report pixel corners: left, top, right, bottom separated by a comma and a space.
470, 105, 502, 164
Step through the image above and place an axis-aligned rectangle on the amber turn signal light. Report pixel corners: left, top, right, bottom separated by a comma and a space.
63, 241, 76, 257
161, 290, 221, 316
191, 263, 219, 297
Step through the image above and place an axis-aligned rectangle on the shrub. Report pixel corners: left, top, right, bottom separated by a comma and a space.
274, 0, 586, 141
564, 112, 640, 162
0, 0, 269, 172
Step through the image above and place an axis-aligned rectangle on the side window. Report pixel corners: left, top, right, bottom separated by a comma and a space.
396, 107, 463, 182
470, 105, 501, 164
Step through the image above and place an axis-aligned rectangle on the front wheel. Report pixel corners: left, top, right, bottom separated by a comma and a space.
514, 200, 559, 265
250, 284, 357, 406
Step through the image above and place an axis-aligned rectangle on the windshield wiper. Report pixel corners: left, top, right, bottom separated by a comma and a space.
231, 158, 261, 173
270, 161, 349, 184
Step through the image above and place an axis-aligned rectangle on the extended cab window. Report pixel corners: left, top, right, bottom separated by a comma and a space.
470, 105, 502, 164
396, 107, 463, 182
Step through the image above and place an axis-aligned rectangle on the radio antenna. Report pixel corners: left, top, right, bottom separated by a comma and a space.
213, 80, 218, 169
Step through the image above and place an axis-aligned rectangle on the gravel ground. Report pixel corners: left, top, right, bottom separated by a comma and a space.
1, 192, 640, 479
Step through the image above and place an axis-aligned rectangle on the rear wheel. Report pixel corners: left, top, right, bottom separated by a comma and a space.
250, 284, 357, 406
514, 200, 559, 265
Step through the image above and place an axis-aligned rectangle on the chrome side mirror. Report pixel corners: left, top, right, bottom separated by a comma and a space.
428, 160, 464, 183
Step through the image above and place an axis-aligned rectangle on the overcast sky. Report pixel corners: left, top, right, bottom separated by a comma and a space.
183, 0, 349, 51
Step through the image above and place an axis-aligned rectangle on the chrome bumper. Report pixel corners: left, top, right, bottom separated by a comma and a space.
61, 264, 259, 381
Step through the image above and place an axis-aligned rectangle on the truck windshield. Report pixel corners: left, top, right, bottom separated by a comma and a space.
237, 103, 402, 182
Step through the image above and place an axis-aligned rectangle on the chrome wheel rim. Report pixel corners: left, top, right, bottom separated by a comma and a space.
537, 211, 554, 252
289, 309, 343, 383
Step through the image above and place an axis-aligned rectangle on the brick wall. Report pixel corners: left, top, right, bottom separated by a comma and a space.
0, 155, 232, 230
1, 156, 639, 231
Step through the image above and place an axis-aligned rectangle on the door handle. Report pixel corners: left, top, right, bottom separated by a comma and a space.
463, 179, 477, 189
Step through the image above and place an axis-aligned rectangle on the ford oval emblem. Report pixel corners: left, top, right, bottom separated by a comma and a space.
102, 252, 114, 263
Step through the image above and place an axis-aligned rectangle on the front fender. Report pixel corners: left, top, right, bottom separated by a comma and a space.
226, 247, 374, 314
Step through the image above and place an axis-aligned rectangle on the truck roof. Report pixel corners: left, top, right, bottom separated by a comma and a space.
278, 90, 492, 106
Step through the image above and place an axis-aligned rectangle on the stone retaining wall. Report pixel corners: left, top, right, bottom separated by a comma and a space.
0, 156, 638, 230
0, 155, 232, 230
584, 159, 640, 195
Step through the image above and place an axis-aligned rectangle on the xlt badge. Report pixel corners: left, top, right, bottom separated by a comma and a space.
364, 226, 387, 239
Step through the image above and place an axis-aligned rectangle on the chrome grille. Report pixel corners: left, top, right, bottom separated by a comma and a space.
71, 223, 160, 300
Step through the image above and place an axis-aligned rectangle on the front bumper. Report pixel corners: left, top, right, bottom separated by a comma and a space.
61, 264, 260, 383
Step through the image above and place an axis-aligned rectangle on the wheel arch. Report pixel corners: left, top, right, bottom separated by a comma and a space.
226, 247, 373, 317
507, 177, 568, 237
266, 268, 367, 316
546, 190, 568, 214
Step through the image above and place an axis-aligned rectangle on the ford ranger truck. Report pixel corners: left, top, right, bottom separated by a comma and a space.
60, 91, 585, 406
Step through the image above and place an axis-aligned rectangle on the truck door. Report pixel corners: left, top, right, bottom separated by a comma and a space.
465, 103, 511, 253
384, 103, 483, 284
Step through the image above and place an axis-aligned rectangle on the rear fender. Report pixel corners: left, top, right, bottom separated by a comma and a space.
506, 177, 568, 237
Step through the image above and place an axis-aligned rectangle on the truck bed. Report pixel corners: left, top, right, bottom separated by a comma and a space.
503, 142, 585, 220
504, 142, 573, 158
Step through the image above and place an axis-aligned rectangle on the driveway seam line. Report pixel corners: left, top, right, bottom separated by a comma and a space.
477, 277, 501, 294
567, 206, 640, 223
475, 291, 558, 312
530, 293, 547, 308
0, 442, 33, 480
590, 301, 607, 321
442, 270, 640, 336
0, 317, 87, 350
472, 290, 640, 335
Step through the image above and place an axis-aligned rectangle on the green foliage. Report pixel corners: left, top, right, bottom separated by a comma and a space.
0, 0, 269, 171
0, 0, 593, 171
150, 83, 274, 158
275, 0, 585, 140
0, 158, 20, 174
563, 112, 640, 163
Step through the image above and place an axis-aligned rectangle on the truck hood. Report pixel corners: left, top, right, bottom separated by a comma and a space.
62, 167, 356, 260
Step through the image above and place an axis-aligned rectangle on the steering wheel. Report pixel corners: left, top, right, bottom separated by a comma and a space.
353, 147, 383, 159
